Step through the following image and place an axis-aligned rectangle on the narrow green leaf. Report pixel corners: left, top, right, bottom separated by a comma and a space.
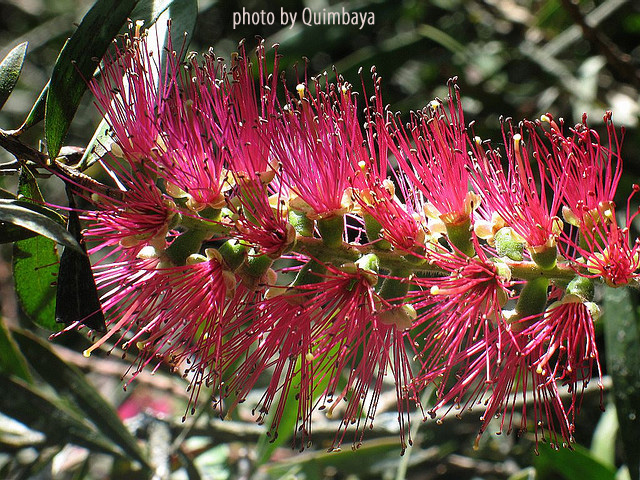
0, 42, 28, 111
55, 191, 105, 332
0, 321, 32, 382
0, 186, 66, 243
12, 168, 60, 332
603, 287, 640, 480
45, 0, 139, 160
13, 235, 60, 331
20, 81, 48, 132
77, 117, 111, 171
264, 437, 403, 479
591, 405, 618, 469
0, 199, 81, 252
534, 442, 616, 480
0, 374, 123, 457
13, 330, 150, 470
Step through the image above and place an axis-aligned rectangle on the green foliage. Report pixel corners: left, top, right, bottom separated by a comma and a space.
603, 287, 640, 480
12, 330, 150, 470
0, 374, 125, 457
0, 42, 27, 111
0, 198, 79, 250
0, 321, 31, 383
534, 442, 616, 480
12, 168, 61, 332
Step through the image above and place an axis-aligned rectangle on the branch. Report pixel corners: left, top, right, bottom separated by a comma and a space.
0, 128, 125, 200
559, 0, 640, 88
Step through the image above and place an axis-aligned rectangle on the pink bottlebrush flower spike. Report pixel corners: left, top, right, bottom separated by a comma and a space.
469, 121, 565, 262
541, 112, 623, 225
271, 72, 359, 219
389, 80, 474, 228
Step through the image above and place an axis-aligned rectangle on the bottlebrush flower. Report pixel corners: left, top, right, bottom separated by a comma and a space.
191, 40, 281, 176
223, 259, 419, 452
85, 159, 176, 250
229, 176, 295, 258
469, 122, 564, 262
538, 112, 622, 225
270, 73, 359, 219
350, 71, 427, 252
55, 23, 628, 455
85, 249, 237, 405
388, 81, 474, 228
89, 22, 166, 163
477, 291, 603, 449
568, 188, 640, 287
408, 250, 513, 402
355, 177, 425, 252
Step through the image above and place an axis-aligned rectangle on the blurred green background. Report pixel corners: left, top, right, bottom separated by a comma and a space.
0, 0, 639, 479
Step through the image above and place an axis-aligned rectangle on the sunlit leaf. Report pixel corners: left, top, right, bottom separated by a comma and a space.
264, 437, 404, 478
255, 344, 340, 465
591, 405, 618, 469
534, 442, 616, 480
0, 199, 81, 252
20, 81, 48, 132
12, 168, 60, 331
0, 41, 28, 111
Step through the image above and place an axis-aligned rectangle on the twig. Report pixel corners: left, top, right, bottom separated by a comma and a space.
0, 128, 125, 200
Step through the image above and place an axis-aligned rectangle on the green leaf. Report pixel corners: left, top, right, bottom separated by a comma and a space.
45, 0, 139, 160
0, 42, 28, 111
20, 81, 48, 132
0, 321, 32, 383
0, 374, 123, 457
0, 199, 81, 252
603, 287, 640, 480
12, 330, 150, 471
13, 234, 60, 331
55, 194, 106, 332
591, 405, 618, 469
79, 0, 197, 170
77, 117, 111, 171
534, 442, 616, 480
0, 222, 39, 243
12, 168, 60, 331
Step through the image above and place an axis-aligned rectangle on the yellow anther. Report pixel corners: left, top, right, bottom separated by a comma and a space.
134, 20, 144, 38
